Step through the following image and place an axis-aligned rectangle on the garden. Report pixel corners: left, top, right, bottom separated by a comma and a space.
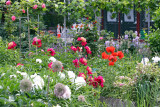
0, 0, 160, 107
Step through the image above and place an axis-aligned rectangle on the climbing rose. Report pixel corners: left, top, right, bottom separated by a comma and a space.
47, 48, 56, 56
78, 72, 86, 80
81, 42, 87, 46
8, 41, 17, 49
94, 76, 105, 88
73, 59, 79, 68
85, 46, 91, 54
71, 46, 77, 53
33, 5, 38, 9
41, 3, 46, 8
86, 66, 92, 75
11, 16, 16, 21
6, 0, 11, 5
79, 58, 87, 66
81, 37, 86, 42
32, 37, 42, 47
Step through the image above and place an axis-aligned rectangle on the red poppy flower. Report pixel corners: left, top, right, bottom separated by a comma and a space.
47, 48, 56, 56
102, 52, 109, 59
109, 62, 114, 66
117, 51, 124, 59
108, 55, 117, 62
106, 46, 115, 53
112, 52, 118, 56
57, 33, 61, 38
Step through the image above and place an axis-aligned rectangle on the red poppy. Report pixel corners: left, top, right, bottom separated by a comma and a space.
112, 52, 118, 56
109, 62, 114, 66
117, 51, 124, 59
106, 46, 115, 53
57, 34, 61, 38
108, 55, 117, 62
102, 52, 109, 59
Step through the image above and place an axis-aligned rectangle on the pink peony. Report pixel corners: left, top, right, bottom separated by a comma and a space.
81, 42, 87, 46
42, 3, 46, 8
47, 48, 56, 56
33, 5, 38, 9
11, 16, 16, 21
22, 9, 25, 13
79, 58, 87, 66
78, 72, 86, 80
94, 76, 105, 88
6, 0, 11, 5
73, 59, 79, 68
7, 41, 17, 49
32, 37, 42, 47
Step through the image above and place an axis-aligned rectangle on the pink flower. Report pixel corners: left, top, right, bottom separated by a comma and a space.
22, 9, 25, 13
99, 37, 103, 40
119, 83, 125, 87
7, 41, 17, 49
71, 46, 77, 53
16, 63, 24, 67
48, 62, 53, 69
78, 72, 86, 80
77, 46, 82, 52
94, 76, 105, 88
77, 37, 81, 41
73, 59, 79, 68
28, 52, 34, 56
6, 0, 11, 5
42, 3, 46, 8
32, 37, 42, 47
33, 5, 38, 9
11, 16, 16, 21
81, 42, 87, 46
41, 49, 44, 52
79, 58, 87, 66
85, 46, 92, 54
47, 48, 56, 56
86, 66, 92, 75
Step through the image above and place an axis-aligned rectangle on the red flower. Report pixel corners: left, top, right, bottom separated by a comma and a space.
77, 37, 81, 41
11, 16, 16, 21
8, 41, 17, 50
16, 63, 24, 67
86, 17, 89, 20
77, 47, 82, 52
32, 37, 42, 47
22, 9, 25, 13
112, 52, 118, 56
78, 72, 86, 80
94, 40, 96, 42
109, 62, 114, 66
33, 5, 38, 9
106, 46, 115, 53
85, 46, 92, 54
6, 0, 11, 5
102, 52, 109, 59
81, 42, 87, 46
73, 59, 79, 68
47, 48, 56, 56
71, 46, 77, 53
86, 66, 92, 75
79, 57, 87, 66
117, 51, 124, 59
108, 55, 117, 62
57, 34, 61, 38
41, 3, 46, 8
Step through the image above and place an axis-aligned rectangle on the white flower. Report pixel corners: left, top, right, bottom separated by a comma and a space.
36, 59, 42, 63
62, 85, 71, 99
74, 77, 86, 90
67, 71, 75, 82
58, 72, 65, 79
0, 85, 3, 89
10, 75, 17, 78
9, 95, 15, 102
1, 73, 5, 77
49, 57, 56, 62
141, 57, 149, 65
53, 104, 61, 107
152, 56, 160, 63
17, 71, 29, 79
31, 74, 44, 90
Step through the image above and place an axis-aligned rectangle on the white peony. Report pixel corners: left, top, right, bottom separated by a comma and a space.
67, 71, 76, 82
141, 57, 149, 65
49, 57, 56, 62
36, 59, 42, 63
31, 73, 44, 90
58, 72, 65, 79
152, 56, 160, 63
74, 77, 86, 90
